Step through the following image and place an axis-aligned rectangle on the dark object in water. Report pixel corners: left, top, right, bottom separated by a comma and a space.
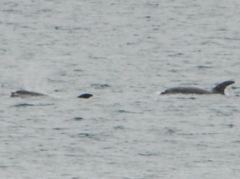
161, 80, 235, 95
12, 103, 35, 107
73, 117, 84, 121
78, 93, 93, 99
11, 90, 45, 97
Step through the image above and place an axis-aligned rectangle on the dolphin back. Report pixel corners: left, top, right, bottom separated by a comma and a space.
11, 90, 45, 97
212, 80, 235, 94
161, 87, 211, 94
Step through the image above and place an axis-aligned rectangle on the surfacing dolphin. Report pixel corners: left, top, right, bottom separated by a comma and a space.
161, 80, 235, 95
11, 90, 46, 97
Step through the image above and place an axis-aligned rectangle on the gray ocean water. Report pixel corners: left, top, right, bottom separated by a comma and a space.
1, 0, 240, 178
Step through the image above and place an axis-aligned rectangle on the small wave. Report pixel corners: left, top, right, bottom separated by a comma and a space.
77, 133, 98, 140
197, 65, 212, 69
11, 103, 54, 108
117, 109, 142, 114
90, 83, 111, 89
138, 152, 160, 157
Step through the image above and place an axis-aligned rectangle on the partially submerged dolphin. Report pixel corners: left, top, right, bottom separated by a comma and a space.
78, 93, 93, 99
161, 80, 235, 95
11, 90, 45, 97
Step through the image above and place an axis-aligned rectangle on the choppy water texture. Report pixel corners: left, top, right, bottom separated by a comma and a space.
1, 0, 240, 178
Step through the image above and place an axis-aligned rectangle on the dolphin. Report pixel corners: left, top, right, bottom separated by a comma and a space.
161, 80, 235, 95
11, 90, 45, 97
78, 93, 93, 99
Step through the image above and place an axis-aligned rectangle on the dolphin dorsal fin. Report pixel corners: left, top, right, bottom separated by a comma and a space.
212, 80, 235, 94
